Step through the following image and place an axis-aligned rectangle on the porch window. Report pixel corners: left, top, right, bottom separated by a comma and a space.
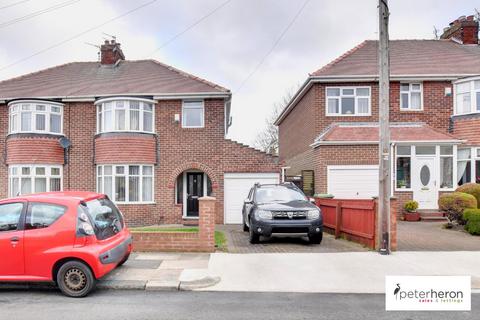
96, 98, 154, 133
400, 83, 422, 110
440, 146, 453, 189
182, 100, 204, 128
476, 148, 480, 184
457, 148, 471, 186
395, 146, 411, 189
97, 165, 154, 203
9, 165, 62, 197
326, 87, 371, 116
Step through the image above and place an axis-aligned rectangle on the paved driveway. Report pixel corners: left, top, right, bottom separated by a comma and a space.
217, 225, 367, 253
397, 221, 480, 251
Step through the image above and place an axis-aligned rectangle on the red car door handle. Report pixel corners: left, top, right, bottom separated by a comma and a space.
10, 236, 20, 242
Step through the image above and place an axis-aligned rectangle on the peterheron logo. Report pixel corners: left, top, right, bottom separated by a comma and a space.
386, 276, 471, 311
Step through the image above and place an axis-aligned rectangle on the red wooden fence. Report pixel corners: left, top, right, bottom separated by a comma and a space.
315, 198, 397, 250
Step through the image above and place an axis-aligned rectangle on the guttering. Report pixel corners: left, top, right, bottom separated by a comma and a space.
94, 96, 157, 105
310, 139, 465, 147
7, 99, 64, 106
0, 92, 231, 103
275, 73, 478, 125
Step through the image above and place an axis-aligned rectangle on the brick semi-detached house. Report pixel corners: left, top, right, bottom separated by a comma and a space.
0, 40, 280, 226
276, 15, 480, 212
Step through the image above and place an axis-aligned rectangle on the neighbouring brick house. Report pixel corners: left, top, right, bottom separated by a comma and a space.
276, 15, 480, 212
0, 40, 281, 226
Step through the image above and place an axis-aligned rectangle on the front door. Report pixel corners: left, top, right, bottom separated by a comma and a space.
186, 173, 204, 217
0, 202, 25, 276
413, 157, 438, 209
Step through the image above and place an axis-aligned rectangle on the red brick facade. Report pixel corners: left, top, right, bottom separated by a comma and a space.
451, 114, 480, 146
1, 99, 280, 227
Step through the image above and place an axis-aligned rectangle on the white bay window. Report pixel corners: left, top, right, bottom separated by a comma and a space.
96, 98, 154, 133
97, 165, 154, 203
9, 165, 62, 197
326, 87, 371, 116
9, 101, 63, 135
454, 78, 480, 115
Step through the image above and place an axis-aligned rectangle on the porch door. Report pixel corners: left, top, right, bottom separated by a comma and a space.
413, 157, 438, 209
186, 173, 204, 217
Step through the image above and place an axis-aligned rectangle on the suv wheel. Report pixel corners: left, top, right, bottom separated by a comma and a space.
309, 232, 323, 245
249, 219, 260, 244
57, 261, 96, 298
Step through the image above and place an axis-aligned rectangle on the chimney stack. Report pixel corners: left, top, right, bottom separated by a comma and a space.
100, 39, 125, 65
440, 15, 479, 44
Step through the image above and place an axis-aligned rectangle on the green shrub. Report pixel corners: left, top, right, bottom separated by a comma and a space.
463, 208, 480, 222
456, 183, 480, 208
438, 192, 477, 224
465, 214, 480, 235
404, 200, 419, 213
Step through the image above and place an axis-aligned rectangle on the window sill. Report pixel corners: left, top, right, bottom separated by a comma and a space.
7, 132, 64, 137
325, 114, 371, 117
181, 126, 205, 129
182, 216, 199, 220
395, 188, 413, 192
399, 109, 424, 112
115, 202, 156, 205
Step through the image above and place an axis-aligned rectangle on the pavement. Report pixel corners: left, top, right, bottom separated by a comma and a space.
98, 252, 219, 291
0, 290, 478, 320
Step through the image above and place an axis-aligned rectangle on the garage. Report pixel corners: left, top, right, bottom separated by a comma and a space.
327, 165, 378, 199
224, 172, 280, 224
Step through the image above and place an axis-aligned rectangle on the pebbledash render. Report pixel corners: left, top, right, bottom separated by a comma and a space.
0, 40, 280, 226
276, 15, 480, 212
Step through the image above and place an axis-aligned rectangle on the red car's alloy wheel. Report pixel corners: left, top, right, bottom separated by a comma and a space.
64, 268, 87, 291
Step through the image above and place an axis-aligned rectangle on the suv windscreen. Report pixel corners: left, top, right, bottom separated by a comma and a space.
82, 197, 124, 240
255, 186, 307, 204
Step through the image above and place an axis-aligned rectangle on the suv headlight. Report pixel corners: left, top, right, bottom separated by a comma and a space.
256, 210, 273, 220
307, 209, 320, 220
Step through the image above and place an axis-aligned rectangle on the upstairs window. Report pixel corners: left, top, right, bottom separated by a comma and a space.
455, 79, 480, 115
326, 87, 371, 116
400, 83, 422, 110
8, 101, 63, 135
182, 100, 204, 128
96, 98, 155, 133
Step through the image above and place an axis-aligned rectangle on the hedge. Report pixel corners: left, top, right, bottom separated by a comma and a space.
438, 192, 477, 224
456, 183, 480, 209
462, 208, 480, 222
465, 214, 480, 235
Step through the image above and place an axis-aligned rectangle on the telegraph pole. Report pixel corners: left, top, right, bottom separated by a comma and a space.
378, 0, 391, 254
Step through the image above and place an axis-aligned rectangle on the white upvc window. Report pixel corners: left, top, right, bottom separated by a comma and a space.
395, 145, 412, 190
182, 100, 205, 128
400, 83, 423, 110
96, 98, 155, 134
454, 78, 480, 115
8, 101, 63, 135
96, 165, 154, 203
9, 165, 62, 197
325, 87, 371, 116
439, 146, 454, 189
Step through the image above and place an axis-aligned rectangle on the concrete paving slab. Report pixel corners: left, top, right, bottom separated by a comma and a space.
102, 268, 158, 281
121, 259, 162, 269
134, 253, 182, 260
97, 280, 146, 290
159, 259, 209, 269
151, 268, 183, 281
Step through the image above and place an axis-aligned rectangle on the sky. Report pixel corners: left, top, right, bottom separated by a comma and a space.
0, 0, 478, 146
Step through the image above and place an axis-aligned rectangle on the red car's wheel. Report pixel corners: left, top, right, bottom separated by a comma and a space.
56, 261, 96, 298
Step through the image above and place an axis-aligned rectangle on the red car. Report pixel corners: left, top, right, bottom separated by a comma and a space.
0, 191, 132, 297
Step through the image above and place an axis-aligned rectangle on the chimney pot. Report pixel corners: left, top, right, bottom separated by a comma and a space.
100, 40, 125, 65
441, 14, 479, 45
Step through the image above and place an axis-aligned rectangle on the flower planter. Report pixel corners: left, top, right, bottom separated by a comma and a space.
404, 212, 420, 221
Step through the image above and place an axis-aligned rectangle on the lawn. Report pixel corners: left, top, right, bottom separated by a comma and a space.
130, 226, 227, 251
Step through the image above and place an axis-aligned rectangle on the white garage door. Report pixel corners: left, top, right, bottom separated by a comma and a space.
327, 165, 379, 199
224, 173, 279, 224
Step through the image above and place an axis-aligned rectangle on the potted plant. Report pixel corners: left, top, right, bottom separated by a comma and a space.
404, 200, 420, 221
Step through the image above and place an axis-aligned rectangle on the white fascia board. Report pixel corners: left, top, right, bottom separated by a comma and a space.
311, 139, 465, 148
153, 92, 231, 100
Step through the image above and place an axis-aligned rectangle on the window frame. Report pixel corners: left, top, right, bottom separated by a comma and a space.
182, 100, 205, 128
454, 77, 480, 115
394, 145, 413, 191
95, 97, 155, 134
96, 164, 154, 204
439, 145, 454, 190
8, 101, 64, 135
399, 83, 423, 111
325, 86, 371, 116
8, 165, 63, 197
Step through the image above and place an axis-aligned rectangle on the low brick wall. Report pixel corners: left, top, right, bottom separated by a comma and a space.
132, 196, 216, 252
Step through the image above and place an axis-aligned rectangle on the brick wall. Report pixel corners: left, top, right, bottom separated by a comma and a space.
6, 136, 64, 164
451, 114, 480, 145
132, 197, 216, 252
0, 104, 8, 198
95, 134, 156, 164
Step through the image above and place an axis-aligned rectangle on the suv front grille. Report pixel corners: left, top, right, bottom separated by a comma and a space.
272, 211, 307, 219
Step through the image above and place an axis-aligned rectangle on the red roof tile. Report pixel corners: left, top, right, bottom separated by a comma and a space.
312, 40, 480, 77
0, 60, 229, 99
313, 123, 462, 146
